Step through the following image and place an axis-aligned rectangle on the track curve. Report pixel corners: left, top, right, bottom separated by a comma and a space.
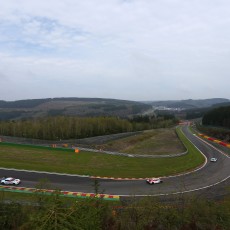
1, 126, 230, 198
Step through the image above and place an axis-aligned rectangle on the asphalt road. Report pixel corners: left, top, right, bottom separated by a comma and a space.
1, 126, 230, 199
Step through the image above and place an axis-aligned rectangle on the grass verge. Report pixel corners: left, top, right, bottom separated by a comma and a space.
0, 127, 205, 178
99, 128, 185, 155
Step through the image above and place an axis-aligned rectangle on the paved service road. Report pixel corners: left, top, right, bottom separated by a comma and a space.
0, 126, 230, 198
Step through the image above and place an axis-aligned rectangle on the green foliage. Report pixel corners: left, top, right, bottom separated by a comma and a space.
0, 98, 152, 119
197, 122, 230, 142
1, 191, 230, 229
23, 196, 112, 230
0, 136, 204, 178
0, 126, 204, 178
0, 98, 49, 108
185, 107, 210, 119
0, 201, 28, 230
114, 196, 230, 230
202, 106, 230, 129
0, 115, 177, 140
0, 111, 26, 120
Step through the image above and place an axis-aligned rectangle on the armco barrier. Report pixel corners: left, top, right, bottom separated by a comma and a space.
0, 128, 188, 158
76, 147, 188, 158
0, 185, 120, 201
76, 127, 188, 158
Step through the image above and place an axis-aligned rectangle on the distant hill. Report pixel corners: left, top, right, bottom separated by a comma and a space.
211, 101, 230, 108
0, 97, 152, 120
145, 98, 230, 109
1, 97, 229, 121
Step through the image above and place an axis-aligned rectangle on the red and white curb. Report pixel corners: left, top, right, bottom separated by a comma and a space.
198, 133, 230, 149
0, 185, 120, 200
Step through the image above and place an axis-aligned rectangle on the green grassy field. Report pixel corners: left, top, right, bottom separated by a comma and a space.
0, 127, 205, 178
100, 128, 186, 155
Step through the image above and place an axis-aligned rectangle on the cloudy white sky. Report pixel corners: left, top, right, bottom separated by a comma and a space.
0, 0, 230, 101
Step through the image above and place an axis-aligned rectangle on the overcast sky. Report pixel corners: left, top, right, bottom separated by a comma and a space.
0, 0, 230, 101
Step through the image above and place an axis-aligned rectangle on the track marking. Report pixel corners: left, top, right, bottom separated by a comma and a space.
160, 127, 208, 179
1, 127, 229, 198
0, 128, 209, 180
0, 167, 90, 177
119, 174, 230, 197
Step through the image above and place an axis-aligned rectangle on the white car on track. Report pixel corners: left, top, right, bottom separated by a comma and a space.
146, 178, 163, 185
210, 158, 217, 162
1, 177, 21, 185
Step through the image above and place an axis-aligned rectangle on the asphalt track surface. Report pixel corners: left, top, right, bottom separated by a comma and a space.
0, 126, 230, 199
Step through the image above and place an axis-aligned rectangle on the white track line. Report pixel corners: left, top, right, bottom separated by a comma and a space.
119, 174, 230, 197
160, 128, 208, 179
0, 128, 209, 180
1, 128, 229, 198
0, 167, 90, 177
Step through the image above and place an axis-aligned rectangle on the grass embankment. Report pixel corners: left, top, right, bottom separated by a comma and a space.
101, 128, 185, 155
0, 127, 205, 178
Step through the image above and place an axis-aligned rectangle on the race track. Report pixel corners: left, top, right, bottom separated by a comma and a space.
1, 126, 230, 198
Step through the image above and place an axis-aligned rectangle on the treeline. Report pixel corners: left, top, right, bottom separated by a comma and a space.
196, 123, 230, 142
195, 106, 230, 142
1, 191, 230, 230
202, 106, 230, 129
0, 98, 48, 108
185, 107, 210, 119
0, 115, 177, 140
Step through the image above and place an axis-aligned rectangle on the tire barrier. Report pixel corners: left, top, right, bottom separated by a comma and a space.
0, 185, 120, 201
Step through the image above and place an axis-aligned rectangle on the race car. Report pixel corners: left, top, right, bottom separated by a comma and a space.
1, 177, 21, 185
146, 178, 163, 185
210, 158, 217, 162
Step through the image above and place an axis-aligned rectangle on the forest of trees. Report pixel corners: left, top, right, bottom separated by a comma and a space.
1, 190, 230, 230
202, 106, 230, 129
195, 106, 230, 142
0, 115, 178, 140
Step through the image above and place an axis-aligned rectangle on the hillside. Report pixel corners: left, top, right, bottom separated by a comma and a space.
145, 98, 230, 109
0, 97, 151, 120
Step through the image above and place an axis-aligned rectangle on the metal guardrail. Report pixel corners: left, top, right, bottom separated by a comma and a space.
76, 147, 188, 158
75, 126, 188, 158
